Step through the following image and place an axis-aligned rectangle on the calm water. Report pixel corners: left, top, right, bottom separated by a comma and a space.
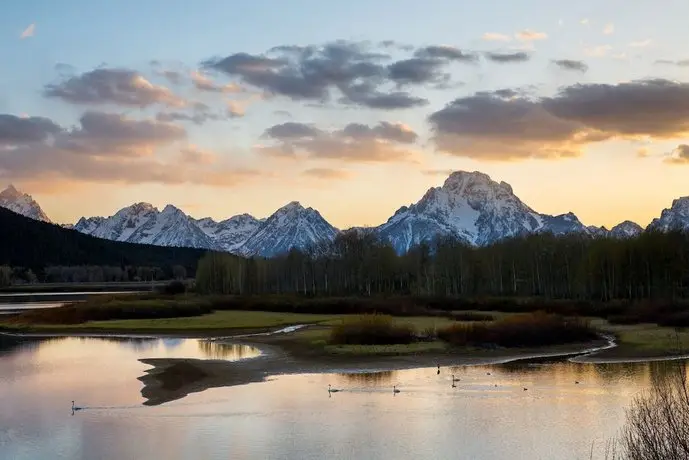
0, 335, 683, 460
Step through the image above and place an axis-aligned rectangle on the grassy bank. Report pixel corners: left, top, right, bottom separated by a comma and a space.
3, 293, 688, 359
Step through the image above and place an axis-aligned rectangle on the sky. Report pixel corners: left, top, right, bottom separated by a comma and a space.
2, 0, 689, 229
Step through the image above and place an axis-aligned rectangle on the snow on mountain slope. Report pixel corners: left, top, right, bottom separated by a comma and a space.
376, 171, 588, 254
76, 203, 158, 242
647, 197, 689, 233
195, 214, 264, 252
0, 185, 51, 222
126, 205, 216, 249
238, 201, 339, 257
610, 221, 643, 239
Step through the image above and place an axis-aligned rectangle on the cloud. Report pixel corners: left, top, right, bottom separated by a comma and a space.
584, 45, 612, 57
158, 70, 184, 85
0, 111, 257, 187
302, 168, 352, 179
655, 59, 689, 67
421, 168, 456, 176
542, 79, 689, 138
20, 24, 35, 39
429, 79, 689, 161
179, 145, 217, 165
0, 114, 62, 146
191, 71, 242, 93
664, 144, 689, 164
203, 40, 472, 110
603, 23, 615, 35
260, 121, 419, 162
44, 68, 186, 108
580, 18, 590, 25
482, 33, 511, 42
156, 101, 236, 125
629, 39, 652, 48
484, 52, 531, 63
226, 100, 245, 117
552, 59, 589, 73
515, 29, 547, 41
429, 93, 603, 160
56, 111, 186, 157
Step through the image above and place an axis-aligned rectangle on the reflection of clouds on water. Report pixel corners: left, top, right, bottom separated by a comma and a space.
196, 341, 261, 360
161, 338, 183, 350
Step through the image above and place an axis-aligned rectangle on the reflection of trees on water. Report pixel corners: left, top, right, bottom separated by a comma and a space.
0, 334, 40, 356
197, 341, 260, 360
336, 371, 396, 385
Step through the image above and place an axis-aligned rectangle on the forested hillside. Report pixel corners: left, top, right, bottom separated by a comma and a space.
0, 207, 210, 277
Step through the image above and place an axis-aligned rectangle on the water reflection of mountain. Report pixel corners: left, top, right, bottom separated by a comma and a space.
72, 336, 159, 352
197, 341, 260, 360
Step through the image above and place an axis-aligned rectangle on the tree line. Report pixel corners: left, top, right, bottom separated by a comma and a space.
195, 229, 689, 301
0, 264, 189, 286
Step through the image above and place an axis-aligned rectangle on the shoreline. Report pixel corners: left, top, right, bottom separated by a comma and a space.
4, 325, 689, 406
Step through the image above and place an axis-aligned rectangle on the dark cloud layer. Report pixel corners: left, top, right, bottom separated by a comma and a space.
484, 52, 531, 63
44, 68, 185, 108
0, 115, 62, 145
260, 120, 418, 162
0, 111, 255, 187
552, 59, 589, 73
204, 41, 474, 109
430, 78, 689, 160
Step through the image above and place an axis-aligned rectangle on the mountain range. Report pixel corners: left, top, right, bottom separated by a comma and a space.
2, 171, 688, 256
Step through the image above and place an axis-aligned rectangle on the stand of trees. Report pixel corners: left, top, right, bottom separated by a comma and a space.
0, 264, 189, 286
196, 229, 689, 301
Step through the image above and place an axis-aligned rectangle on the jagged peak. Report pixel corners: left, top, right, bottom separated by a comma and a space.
669, 196, 689, 210
0, 184, 22, 199
161, 204, 183, 214
440, 170, 515, 198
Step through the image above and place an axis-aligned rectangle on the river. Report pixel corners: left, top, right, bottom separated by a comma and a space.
1, 332, 684, 459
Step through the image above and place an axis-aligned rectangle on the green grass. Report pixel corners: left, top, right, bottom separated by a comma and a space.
593, 318, 689, 355
16, 310, 344, 331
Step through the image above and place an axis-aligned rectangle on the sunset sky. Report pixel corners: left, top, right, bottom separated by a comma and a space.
2, 0, 689, 229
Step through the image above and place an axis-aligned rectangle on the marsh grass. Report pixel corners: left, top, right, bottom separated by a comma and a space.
437, 311, 597, 348
329, 314, 416, 345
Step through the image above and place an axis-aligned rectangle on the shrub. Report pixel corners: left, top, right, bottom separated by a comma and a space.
158, 280, 187, 296
451, 312, 494, 322
329, 314, 415, 345
437, 311, 597, 348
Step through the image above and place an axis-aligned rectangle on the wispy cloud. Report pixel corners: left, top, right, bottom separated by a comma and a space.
584, 45, 612, 57
515, 29, 547, 41
603, 23, 615, 35
629, 39, 652, 48
482, 32, 511, 42
20, 24, 35, 39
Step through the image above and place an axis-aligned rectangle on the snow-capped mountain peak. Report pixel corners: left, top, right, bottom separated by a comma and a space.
376, 170, 590, 253
647, 197, 689, 233
238, 201, 339, 257
610, 220, 643, 239
0, 184, 51, 222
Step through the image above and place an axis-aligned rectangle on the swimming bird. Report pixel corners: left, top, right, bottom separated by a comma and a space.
393, 385, 400, 394
575, 381, 580, 384
71, 401, 82, 411
452, 381, 456, 388
437, 364, 440, 375
451, 374, 460, 382
486, 372, 491, 376
523, 388, 528, 391
328, 384, 340, 393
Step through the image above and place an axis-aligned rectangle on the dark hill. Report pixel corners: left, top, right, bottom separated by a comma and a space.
0, 206, 210, 274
